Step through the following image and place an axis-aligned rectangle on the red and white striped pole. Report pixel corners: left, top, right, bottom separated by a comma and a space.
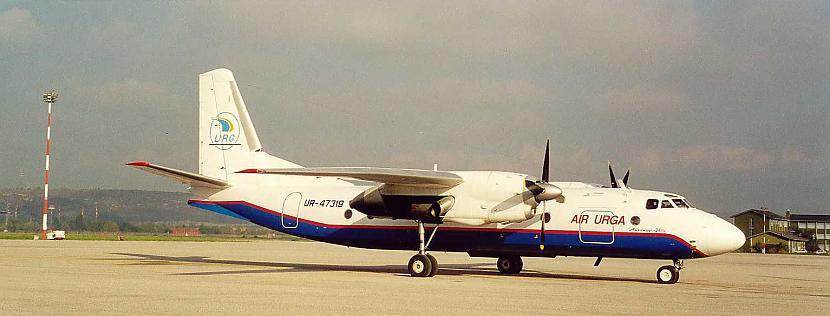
41, 90, 58, 240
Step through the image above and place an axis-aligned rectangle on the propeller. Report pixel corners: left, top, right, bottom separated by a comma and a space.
622, 169, 630, 186
526, 140, 562, 202
526, 139, 563, 251
608, 161, 630, 188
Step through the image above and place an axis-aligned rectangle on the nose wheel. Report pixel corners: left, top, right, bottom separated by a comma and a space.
496, 256, 523, 274
656, 259, 684, 284
408, 221, 439, 277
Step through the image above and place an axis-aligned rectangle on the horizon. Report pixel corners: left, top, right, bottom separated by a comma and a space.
0, 186, 822, 219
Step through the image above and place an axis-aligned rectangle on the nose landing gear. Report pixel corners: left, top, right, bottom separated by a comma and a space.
657, 259, 684, 284
496, 256, 523, 274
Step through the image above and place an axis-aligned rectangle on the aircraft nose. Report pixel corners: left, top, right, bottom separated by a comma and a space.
724, 222, 746, 252
701, 217, 746, 256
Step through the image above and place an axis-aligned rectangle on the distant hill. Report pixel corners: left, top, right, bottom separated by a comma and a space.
1, 188, 242, 225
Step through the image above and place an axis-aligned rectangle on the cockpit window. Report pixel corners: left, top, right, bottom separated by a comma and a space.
672, 199, 689, 208
646, 199, 659, 209
661, 200, 674, 208
683, 199, 694, 208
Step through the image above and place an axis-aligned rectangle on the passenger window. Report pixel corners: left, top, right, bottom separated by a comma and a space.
661, 200, 674, 208
646, 199, 659, 209
672, 199, 689, 208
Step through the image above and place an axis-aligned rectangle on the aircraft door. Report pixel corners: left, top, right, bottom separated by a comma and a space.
281, 192, 302, 229
578, 209, 615, 244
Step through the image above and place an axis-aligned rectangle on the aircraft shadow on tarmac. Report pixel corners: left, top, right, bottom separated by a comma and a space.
112, 252, 653, 284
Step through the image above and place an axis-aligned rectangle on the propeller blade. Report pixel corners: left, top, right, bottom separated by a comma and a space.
539, 207, 546, 251
542, 139, 550, 182
622, 169, 630, 186
537, 140, 553, 250
608, 161, 619, 188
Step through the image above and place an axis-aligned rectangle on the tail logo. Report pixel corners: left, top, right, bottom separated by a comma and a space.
209, 112, 241, 150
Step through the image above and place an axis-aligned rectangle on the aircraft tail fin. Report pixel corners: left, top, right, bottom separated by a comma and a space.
198, 69, 300, 180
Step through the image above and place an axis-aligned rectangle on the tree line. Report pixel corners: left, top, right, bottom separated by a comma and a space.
1, 213, 269, 235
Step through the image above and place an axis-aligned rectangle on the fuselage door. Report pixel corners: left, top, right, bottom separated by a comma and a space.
281, 192, 302, 229
578, 209, 616, 244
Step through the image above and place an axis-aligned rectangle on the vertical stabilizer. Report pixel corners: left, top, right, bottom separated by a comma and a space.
198, 69, 300, 180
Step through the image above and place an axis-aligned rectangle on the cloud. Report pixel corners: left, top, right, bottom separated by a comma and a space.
634, 145, 824, 172
676, 145, 773, 171
0, 8, 42, 45
182, 2, 698, 60
589, 85, 691, 113
78, 79, 176, 111
780, 148, 807, 163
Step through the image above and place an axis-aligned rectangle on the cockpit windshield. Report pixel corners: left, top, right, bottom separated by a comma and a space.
646, 198, 695, 210
672, 199, 689, 208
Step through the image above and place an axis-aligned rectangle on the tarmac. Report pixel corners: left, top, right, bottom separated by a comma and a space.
1, 239, 827, 315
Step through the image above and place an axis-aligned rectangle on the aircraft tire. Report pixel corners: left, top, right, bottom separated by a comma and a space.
656, 265, 679, 284
496, 256, 523, 274
426, 254, 438, 277
408, 254, 433, 277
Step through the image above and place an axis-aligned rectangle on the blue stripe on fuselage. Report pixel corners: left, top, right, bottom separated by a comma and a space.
188, 201, 702, 259
193, 202, 249, 220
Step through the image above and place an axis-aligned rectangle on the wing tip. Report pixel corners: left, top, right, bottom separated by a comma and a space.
237, 168, 259, 174
126, 161, 151, 167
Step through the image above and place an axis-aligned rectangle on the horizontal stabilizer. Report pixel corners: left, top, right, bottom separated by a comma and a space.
238, 167, 463, 187
127, 161, 229, 189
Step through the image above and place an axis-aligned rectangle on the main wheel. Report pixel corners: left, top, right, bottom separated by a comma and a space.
656, 265, 679, 284
496, 256, 523, 274
408, 254, 433, 277
426, 254, 438, 277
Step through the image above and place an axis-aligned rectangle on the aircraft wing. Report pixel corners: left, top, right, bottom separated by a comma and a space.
126, 161, 229, 189
238, 167, 463, 187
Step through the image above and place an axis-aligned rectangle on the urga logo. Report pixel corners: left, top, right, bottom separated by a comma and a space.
209, 112, 242, 150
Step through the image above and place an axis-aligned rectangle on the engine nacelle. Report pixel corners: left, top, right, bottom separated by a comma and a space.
350, 171, 543, 226
441, 171, 539, 226
349, 187, 455, 222
487, 207, 536, 223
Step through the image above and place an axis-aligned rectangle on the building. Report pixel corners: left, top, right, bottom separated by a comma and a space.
746, 231, 808, 254
169, 227, 201, 237
731, 208, 829, 253
788, 213, 830, 252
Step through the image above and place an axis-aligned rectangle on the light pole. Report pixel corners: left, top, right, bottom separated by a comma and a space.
762, 212, 766, 254
2, 203, 9, 232
40, 90, 58, 240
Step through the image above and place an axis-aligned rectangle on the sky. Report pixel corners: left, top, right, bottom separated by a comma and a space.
0, 1, 828, 218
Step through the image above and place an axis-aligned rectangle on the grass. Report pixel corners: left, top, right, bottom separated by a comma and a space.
0, 232, 32, 240
0, 231, 305, 242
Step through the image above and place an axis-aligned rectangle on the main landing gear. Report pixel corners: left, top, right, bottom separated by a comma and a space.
407, 221, 439, 277
496, 256, 523, 274
656, 259, 684, 284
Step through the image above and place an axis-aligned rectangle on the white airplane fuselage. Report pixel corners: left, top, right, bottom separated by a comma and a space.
188, 173, 742, 260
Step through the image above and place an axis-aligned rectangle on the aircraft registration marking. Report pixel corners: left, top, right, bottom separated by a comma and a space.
304, 199, 345, 208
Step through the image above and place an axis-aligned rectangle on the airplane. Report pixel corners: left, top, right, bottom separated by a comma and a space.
127, 68, 745, 284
